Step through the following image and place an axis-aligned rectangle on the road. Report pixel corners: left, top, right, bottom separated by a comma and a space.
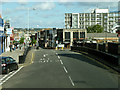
1, 48, 119, 88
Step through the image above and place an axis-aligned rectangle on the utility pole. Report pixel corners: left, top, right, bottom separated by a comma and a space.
28, 8, 30, 31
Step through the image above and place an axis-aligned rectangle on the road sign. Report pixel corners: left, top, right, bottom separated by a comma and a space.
6, 28, 12, 34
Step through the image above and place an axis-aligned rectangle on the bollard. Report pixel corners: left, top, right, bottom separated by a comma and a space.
62, 47, 63, 50
56, 47, 57, 50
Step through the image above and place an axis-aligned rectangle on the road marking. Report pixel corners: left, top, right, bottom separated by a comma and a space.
0, 66, 24, 85
30, 53, 34, 64
63, 66, 68, 73
68, 76, 75, 86
43, 55, 46, 57
58, 56, 60, 59
47, 60, 49, 62
0, 72, 13, 81
60, 60, 63, 65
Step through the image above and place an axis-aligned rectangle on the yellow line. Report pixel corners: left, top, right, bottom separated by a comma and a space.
30, 53, 34, 64
23, 52, 34, 67
73, 51, 119, 75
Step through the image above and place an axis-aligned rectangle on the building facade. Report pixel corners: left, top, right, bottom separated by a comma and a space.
38, 28, 57, 48
87, 33, 118, 43
65, 8, 120, 33
56, 28, 87, 48
0, 14, 5, 54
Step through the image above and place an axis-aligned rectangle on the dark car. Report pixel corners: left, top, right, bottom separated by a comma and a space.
1, 57, 18, 74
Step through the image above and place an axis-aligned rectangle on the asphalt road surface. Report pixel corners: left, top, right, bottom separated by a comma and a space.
2, 48, 120, 88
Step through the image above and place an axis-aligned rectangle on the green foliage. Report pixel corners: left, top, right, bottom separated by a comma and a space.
19, 37, 25, 44
13, 40, 17, 44
86, 24, 104, 33
31, 37, 36, 44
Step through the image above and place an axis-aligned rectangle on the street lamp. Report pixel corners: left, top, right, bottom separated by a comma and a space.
28, 8, 30, 31
37, 25, 39, 46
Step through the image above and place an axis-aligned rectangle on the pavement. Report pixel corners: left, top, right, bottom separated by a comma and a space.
0, 47, 24, 63
0, 46, 33, 89
1, 48, 119, 88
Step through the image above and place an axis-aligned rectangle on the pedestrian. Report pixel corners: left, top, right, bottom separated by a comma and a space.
9, 44, 12, 52
12, 44, 14, 51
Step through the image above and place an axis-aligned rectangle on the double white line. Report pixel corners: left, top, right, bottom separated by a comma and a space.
0, 66, 24, 86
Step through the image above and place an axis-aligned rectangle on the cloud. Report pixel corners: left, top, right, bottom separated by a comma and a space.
18, 0, 28, 5
15, 6, 27, 11
2, 6, 27, 15
1, 0, 119, 2
33, 2, 56, 10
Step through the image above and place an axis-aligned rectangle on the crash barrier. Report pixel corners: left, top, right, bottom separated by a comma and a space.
71, 46, 120, 66
73, 42, 120, 55
19, 47, 31, 64
98, 43, 106, 52
84, 43, 97, 49
108, 42, 120, 55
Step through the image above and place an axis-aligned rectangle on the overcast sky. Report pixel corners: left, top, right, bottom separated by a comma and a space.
0, 0, 119, 28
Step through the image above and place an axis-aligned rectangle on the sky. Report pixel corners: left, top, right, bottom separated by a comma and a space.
0, 0, 119, 28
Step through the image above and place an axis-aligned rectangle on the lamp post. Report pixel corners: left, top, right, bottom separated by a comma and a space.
37, 25, 39, 46
27, 7, 30, 34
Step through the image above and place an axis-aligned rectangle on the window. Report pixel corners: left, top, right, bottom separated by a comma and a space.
109, 13, 113, 17
109, 18, 113, 21
65, 32, 70, 39
2, 59, 5, 63
115, 13, 118, 17
80, 32, 85, 38
73, 32, 79, 38
6, 58, 11, 63
104, 16, 108, 18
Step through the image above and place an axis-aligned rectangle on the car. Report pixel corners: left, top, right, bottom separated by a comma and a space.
1, 57, 18, 74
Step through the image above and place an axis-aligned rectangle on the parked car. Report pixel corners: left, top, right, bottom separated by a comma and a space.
1, 57, 18, 74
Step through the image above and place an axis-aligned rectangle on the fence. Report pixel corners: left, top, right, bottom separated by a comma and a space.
71, 46, 120, 66
19, 47, 31, 64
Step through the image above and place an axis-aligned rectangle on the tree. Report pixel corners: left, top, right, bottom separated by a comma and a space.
31, 37, 36, 45
19, 37, 25, 44
86, 24, 104, 33
13, 40, 17, 44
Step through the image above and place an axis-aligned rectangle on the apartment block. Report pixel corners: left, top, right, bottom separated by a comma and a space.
65, 8, 120, 33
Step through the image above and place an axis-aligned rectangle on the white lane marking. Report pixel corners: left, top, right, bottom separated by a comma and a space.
43, 61, 45, 63
40, 58, 43, 60
60, 60, 63, 65
43, 55, 46, 57
63, 66, 68, 73
47, 60, 49, 62
58, 56, 60, 59
69, 76, 75, 86
0, 66, 24, 85
0, 72, 13, 81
